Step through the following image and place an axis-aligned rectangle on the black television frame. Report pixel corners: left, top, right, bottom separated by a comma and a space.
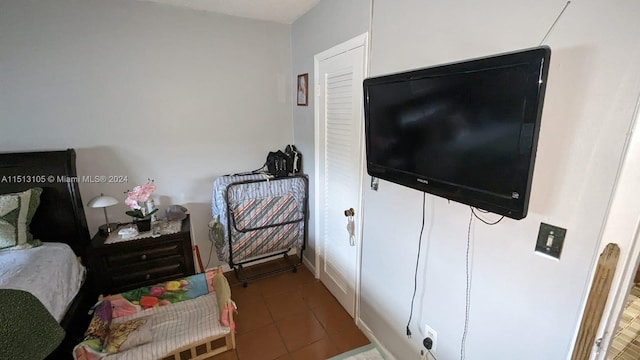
363, 46, 551, 219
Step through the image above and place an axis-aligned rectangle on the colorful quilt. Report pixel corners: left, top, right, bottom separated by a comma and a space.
74, 269, 226, 360
108, 269, 221, 318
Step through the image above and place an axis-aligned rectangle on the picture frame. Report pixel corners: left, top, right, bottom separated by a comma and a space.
297, 73, 309, 106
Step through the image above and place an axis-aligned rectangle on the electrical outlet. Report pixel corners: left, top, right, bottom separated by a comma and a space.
424, 324, 437, 354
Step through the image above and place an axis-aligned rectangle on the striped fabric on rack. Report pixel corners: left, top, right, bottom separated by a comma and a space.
229, 193, 301, 262
211, 174, 306, 263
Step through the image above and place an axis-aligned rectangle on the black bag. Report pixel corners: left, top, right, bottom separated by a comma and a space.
285, 145, 302, 174
266, 150, 289, 177
264, 145, 302, 177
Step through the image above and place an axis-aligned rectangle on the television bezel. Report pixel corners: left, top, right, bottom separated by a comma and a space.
363, 46, 551, 219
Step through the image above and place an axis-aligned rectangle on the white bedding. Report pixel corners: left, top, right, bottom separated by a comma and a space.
105, 293, 231, 360
0, 242, 86, 322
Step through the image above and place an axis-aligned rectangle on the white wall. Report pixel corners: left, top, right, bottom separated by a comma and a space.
290, 0, 640, 358
291, 0, 371, 267
359, 1, 640, 359
0, 0, 293, 267
595, 103, 640, 359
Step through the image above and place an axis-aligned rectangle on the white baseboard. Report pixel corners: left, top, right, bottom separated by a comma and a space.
302, 254, 317, 278
356, 318, 396, 360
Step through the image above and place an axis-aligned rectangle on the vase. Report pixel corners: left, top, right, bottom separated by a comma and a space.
134, 217, 152, 232
145, 199, 157, 221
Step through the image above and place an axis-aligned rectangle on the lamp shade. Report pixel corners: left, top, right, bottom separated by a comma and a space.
87, 194, 119, 208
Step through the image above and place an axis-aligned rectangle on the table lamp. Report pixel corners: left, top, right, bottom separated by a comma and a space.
87, 194, 119, 234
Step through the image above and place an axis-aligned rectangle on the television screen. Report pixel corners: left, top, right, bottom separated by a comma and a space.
363, 46, 551, 219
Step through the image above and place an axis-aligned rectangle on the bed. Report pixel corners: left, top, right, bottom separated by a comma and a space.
0, 149, 95, 359
73, 270, 235, 360
210, 173, 308, 285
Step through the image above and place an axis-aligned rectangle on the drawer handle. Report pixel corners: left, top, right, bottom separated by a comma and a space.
145, 274, 151, 280
141, 254, 147, 260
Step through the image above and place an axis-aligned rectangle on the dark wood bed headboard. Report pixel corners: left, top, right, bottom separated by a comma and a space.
0, 149, 91, 260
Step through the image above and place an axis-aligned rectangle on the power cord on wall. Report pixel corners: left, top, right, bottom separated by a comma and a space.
204, 241, 214, 270
460, 209, 474, 360
406, 192, 427, 338
406, 202, 502, 358
470, 207, 504, 225
460, 207, 503, 360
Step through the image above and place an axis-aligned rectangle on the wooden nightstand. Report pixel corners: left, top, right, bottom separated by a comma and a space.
88, 215, 195, 295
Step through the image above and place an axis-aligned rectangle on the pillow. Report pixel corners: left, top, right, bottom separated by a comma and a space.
204, 266, 224, 293
212, 272, 235, 331
104, 317, 153, 353
83, 299, 113, 341
0, 188, 42, 251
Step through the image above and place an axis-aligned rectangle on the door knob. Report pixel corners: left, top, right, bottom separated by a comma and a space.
345, 208, 356, 246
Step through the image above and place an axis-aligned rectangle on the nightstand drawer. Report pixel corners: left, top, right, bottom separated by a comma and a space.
89, 216, 195, 295
105, 242, 183, 268
109, 259, 187, 292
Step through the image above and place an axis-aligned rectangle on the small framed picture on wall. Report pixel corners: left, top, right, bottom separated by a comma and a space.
297, 73, 309, 106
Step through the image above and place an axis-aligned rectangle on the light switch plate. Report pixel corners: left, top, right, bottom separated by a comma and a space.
535, 223, 566, 259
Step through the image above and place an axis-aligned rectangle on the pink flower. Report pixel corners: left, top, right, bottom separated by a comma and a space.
124, 197, 140, 210
125, 180, 156, 210
131, 185, 143, 196
149, 286, 165, 297
140, 180, 156, 199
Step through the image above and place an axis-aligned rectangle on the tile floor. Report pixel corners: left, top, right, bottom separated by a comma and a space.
211, 257, 370, 360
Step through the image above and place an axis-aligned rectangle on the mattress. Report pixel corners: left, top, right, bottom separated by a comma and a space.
0, 242, 86, 322
211, 174, 306, 263
104, 292, 230, 360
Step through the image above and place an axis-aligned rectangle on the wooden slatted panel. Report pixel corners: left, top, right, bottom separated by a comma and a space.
325, 69, 354, 188
572, 243, 621, 360
324, 66, 354, 291
160, 307, 235, 360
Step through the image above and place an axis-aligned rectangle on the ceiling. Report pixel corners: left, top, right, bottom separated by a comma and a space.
137, 0, 320, 24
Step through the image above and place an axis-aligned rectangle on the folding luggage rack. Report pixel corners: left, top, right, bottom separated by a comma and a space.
211, 174, 308, 287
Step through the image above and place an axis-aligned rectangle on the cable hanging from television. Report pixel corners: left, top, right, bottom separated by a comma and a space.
470, 207, 504, 225
406, 192, 427, 339
461, 209, 473, 360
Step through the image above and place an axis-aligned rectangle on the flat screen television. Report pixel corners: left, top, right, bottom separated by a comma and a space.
363, 46, 551, 219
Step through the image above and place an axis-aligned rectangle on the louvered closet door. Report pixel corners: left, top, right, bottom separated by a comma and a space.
317, 42, 365, 317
